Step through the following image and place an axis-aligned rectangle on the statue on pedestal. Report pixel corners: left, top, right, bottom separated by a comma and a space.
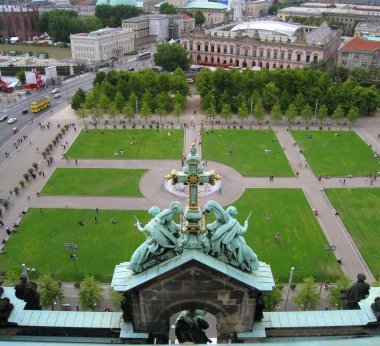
343, 273, 370, 310
128, 202, 182, 273
14, 274, 41, 310
175, 309, 211, 344
204, 200, 259, 272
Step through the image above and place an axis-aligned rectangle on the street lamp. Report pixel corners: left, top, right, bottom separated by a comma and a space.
319, 244, 336, 297
65, 243, 80, 287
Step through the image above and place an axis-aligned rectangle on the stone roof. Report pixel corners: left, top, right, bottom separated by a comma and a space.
111, 249, 274, 292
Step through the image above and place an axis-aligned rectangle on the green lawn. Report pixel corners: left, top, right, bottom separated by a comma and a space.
65, 129, 183, 159
325, 188, 380, 279
228, 189, 341, 282
201, 130, 293, 176
0, 43, 71, 59
1, 209, 153, 283
40, 168, 146, 196
291, 130, 378, 177
1, 189, 341, 283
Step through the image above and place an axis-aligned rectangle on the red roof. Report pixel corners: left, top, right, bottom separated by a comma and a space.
340, 36, 380, 52
181, 13, 193, 21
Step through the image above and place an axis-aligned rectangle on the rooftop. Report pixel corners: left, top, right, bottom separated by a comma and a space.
184, 1, 228, 10
340, 36, 380, 51
231, 21, 300, 37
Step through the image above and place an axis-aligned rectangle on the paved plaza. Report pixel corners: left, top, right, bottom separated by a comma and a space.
0, 97, 379, 310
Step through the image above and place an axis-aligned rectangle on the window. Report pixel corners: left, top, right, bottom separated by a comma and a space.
267, 50, 271, 59
288, 52, 292, 60
184, 43, 188, 50
205, 45, 208, 52
230, 47, 234, 54
313, 55, 318, 62
197, 44, 200, 51
217, 46, 221, 53
244, 49, 248, 56
237, 48, 240, 55
253, 50, 257, 57
297, 54, 301, 62
211, 45, 214, 53
274, 51, 278, 59
354, 55, 359, 59
223, 46, 227, 53
190, 44, 193, 50
362, 62, 367, 67
306, 55, 310, 63
281, 52, 285, 60
260, 50, 264, 58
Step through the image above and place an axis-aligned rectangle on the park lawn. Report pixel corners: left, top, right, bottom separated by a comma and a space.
201, 130, 293, 177
65, 129, 183, 159
227, 189, 341, 282
0, 43, 71, 59
0, 209, 156, 283
325, 188, 380, 279
291, 130, 378, 177
40, 168, 146, 196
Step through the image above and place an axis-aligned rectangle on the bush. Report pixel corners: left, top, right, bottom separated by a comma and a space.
23, 173, 30, 181
32, 162, 38, 170
2, 200, 9, 209
319, 126, 323, 130
142, 124, 145, 129
291, 283, 297, 290
240, 125, 243, 129
13, 187, 20, 195
27, 168, 34, 175
19, 180, 25, 188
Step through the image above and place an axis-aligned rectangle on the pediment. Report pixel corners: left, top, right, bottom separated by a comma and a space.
111, 249, 274, 292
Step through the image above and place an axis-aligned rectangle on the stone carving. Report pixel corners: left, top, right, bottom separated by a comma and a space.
14, 274, 41, 310
343, 273, 370, 310
204, 200, 259, 272
128, 202, 182, 273
175, 309, 211, 344
0, 295, 14, 323
371, 297, 380, 322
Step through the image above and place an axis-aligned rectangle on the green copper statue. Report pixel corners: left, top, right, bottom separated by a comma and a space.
204, 200, 259, 272
128, 202, 182, 273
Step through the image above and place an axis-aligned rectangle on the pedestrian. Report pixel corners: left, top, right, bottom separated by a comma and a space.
40, 208, 43, 216
219, 187, 222, 194
75, 159, 78, 165
96, 207, 99, 214
94, 216, 97, 223
296, 172, 299, 178
0, 220, 3, 227
9, 190, 12, 195
27, 195, 30, 200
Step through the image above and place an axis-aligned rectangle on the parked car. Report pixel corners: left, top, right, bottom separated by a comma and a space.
52, 88, 60, 94
22, 109, 29, 114
54, 93, 62, 99
0, 114, 9, 122
7, 117, 17, 124
128, 67, 135, 71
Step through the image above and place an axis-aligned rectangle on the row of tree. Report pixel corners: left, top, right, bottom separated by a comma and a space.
195, 68, 380, 124
39, 6, 141, 42
71, 69, 190, 123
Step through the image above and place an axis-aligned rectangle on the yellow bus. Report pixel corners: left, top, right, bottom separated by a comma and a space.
31, 96, 50, 113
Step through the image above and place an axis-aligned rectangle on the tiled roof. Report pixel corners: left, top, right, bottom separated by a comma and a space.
340, 36, 380, 51
181, 13, 193, 21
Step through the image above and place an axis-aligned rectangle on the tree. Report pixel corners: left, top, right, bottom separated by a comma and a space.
205, 104, 217, 121
109, 288, 123, 311
263, 283, 282, 311
195, 69, 214, 97
114, 91, 125, 113
38, 273, 64, 310
76, 105, 87, 126
271, 103, 282, 123
154, 42, 189, 72
123, 103, 134, 123
79, 275, 103, 311
332, 104, 344, 124
329, 275, 352, 309
347, 106, 359, 125
173, 102, 183, 123
220, 103, 232, 125
159, 2, 177, 14
262, 82, 279, 111
95, 4, 140, 27
140, 102, 152, 124
99, 93, 110, 113
237, 100, 249, 124
253, 99, 265, 124
109, 103, 117, 123
156, 104, 167, 124
71, 88, 86, 111
16, 70, 26, 84
316, 104, 328, 126
285, 103, 298, 124
293, 277, 320, 311
301, 104, 313, 124
194, 11, 205, 26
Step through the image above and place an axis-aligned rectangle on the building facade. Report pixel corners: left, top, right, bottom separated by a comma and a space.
70, 28, 134, 63
122, 14, 184, 48
354, 22, 380, 37
182, 21, 341, 69
337, 36, 380, 70
0, 5, 39, 41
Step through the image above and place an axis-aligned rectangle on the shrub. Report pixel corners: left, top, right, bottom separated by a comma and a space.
32, 162, 38, 170
23, 173, 30, 181
2, 200, 9, 209
13, 187, 20, 195
291, 283, 297, 290
19, 180, 25, 188
240, 125, 243, 129
142, 124, 145, 129
27, 168, 34, 175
